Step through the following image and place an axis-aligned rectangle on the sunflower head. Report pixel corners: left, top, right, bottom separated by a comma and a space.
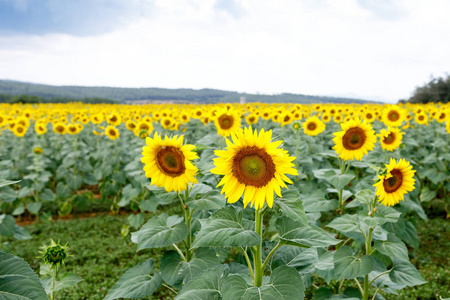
303, 116, 326, 136
34, 147, 43, 154
374, 158, 416, 206
332, 117, 376, 161
382, 105, 405, 127
141, 133, 198, 192
105, 126, 119, 140
214, 108, 241, 137
211, 127, 298, 210
40, 239, 69, 269
378, 127, 403, 151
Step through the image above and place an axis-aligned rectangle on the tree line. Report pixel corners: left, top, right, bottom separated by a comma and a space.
403, 75, 450, 104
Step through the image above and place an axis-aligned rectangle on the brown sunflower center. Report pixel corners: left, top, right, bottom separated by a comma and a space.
110, 115, 118, 122
17, 127, 24, 133
283, 115, 290, 122
366, 113, 373, 119
164, 120, 171, 126
232, 147, 275, 188
109, 129, 116, 136
418, 115, 424, 121
56, 126, 64, 133
383, 169, 403, 193
307, 122, 317, 131
383, 132, 396, 145
156, 146, 185, 177
342, 127, 366, 150
249, 116, 255, 122
218, 114, 234, 130
388, 110, 400, 121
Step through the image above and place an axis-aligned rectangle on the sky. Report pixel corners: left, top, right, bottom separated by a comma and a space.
0, 0, 449, 103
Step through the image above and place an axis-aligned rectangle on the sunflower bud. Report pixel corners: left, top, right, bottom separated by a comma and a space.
40, 239, 69, 268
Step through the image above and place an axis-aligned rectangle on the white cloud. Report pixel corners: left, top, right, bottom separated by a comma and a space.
0, 0, 449, 102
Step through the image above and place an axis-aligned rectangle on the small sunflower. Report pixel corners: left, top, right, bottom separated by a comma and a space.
53, 123, 66, 135
382, 105, 405, 127
67, 124, 79, 135
414, 113, 428, 125
126, 120, 137, 131
333, 118, 376, 161
214, 108, 241, 137
374, 158, 415, 206
108, 113, 122, 126
13, 124, 27, 137
245, 114, 259, 125
211, 127, 298, 210
34, 147, 43, 154
105, 126, 119, 140
141, 133, 198, 192
302, 116, 326, 136
35, 122, 47, 135
378, 127, 403, 151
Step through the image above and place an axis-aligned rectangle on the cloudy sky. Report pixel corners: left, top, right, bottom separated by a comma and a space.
0, 0, 449, 102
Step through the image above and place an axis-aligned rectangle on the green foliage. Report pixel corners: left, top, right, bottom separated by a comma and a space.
406, 75, 450, 103
0, 251, 48, 300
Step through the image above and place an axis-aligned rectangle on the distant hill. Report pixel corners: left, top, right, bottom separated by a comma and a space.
0, 80, 376, 104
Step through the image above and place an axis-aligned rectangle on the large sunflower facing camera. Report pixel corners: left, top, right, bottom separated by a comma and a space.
211, 127, 297, 210
333, 118, 376, 161
141, 133, 198, 193
374, 158, 415, 206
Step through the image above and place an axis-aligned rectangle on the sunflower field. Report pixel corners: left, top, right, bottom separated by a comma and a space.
0, 101, 449, 300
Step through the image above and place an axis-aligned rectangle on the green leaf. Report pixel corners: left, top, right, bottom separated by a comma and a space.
189, 183, 213, 198
274, 188, 308, 225
40, 189, 55, 202
54, 272, 83, 291
160, 248, 219, 287
354, 189, 373, 206
325, 170, 355, 190
271, 246, 318, 274
175, 265, 228, 300
18, 186, 33, 198
389, 258, 427, 287
56, 182, 70, 199
221, 266, 305, 300
139, 196, 159, 213
277, 217, 340, 248
0, 179, 20, 188
419, 186, 436, 203
13, 225, 31, 240
192, 207, 261, 248
13, 202, 25, 216
301, 192, 338, 213
0, 214, 15, 237
104, 259, 163, 300
131, 214, 188, 250
186, 190, 226, 211
402, 221, 419, 249
128, 213, 146, 229
0, 250, 49, 300
372, 206, 401, 225
27, 202, 42, 214
0, 186, 17, 202
334, 246, 375, 280
145, 185, 178, 204
327, 214, 364, 241
374, 233, 409, 261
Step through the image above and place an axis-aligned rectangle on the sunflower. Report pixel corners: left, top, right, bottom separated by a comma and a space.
446, 121, 450, 134
67, 124, 79, 135
161, 117, 174, 129
321, 113, 331, 123
332, 118, 376, 161
107, 113, 122, 126
363, 110, 376, 123
415, 113, 428, 125
214, 108, 241, 137
378, 127, 403, 151
13, 124, 27, 137
374, 158, 415, 206
105, 126, 119, 140
303, 116, 326, 136
382, 105, 405, 127
280, 111, 293, 127
34, 147, 43, 154
261, 109, 272, 120
245, 114, 259, 125
126, 120, 137, 131
141, 133, 198, 192
35, 122, 47, 135
53, 123, 66, 135
134, 121, 154, 138
211, 127, 298, 210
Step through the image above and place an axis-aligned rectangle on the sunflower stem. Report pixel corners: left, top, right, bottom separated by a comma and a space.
51, 265, 57, 300
362, 227, 374, 300
252, 208, 264, 287
178, 192, 193, 261
262, 241, 282, 271
239, 247, 254, 282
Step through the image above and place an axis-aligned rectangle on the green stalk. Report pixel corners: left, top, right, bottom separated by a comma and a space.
178, 191, 192, 261
252, 209, 264, 287
51, 266, 57, 300
363, 227, 374, 300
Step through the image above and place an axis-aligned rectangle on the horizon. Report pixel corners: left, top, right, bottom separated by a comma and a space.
1, 1, 449, 104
